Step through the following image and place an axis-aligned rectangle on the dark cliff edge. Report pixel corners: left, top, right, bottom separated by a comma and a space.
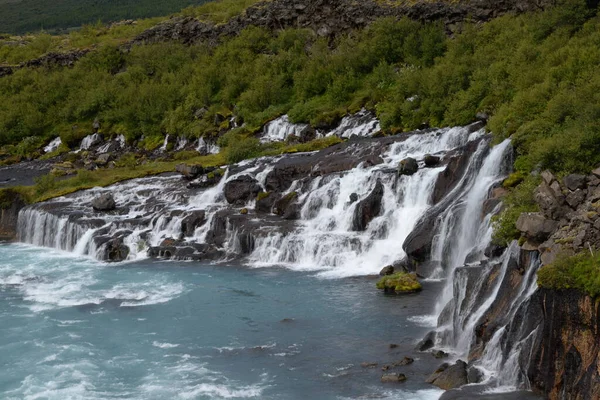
0, 189, 26, 241
529, 289, 600, 400
130, 0, 560, 46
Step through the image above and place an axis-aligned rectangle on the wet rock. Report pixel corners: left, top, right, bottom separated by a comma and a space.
416, 331, 436, 351
349, 193, 359, 203
424, 154, 441, 167
389, 343, 398, 349
236, 231, 255, 254
240, 208, 248, 215
432, 350, 449, 359
224, 175, 261, 204
398, 157, 418, 176
92, 193, 116, 211
484, 243, 505, 258
426, 360, 468, 390
394, 357, 414, 366
516, 212, 558, 243
256, 192, 276, 213
181, 210, 206, 237
381, 373, 407, 383
467, 366, 484, 384
282, 203, 300, 220
352, 179, 384, 231
187, 169, 224, 189
361, 362, 378, 368
563, 174, 587, 191
273, 192, 298, 216
379, 265, 394, 276
101, 237, 130, 262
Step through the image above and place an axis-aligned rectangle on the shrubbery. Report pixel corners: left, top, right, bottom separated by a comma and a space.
538, 252, 600, 297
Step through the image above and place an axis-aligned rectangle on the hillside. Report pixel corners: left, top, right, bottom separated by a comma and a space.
0, 0, 210, 34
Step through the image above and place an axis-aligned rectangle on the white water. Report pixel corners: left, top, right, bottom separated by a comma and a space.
196, 137, 220, 154
44, 137, 62, 153
260, 115, 309, 142
80, 133, 102, 150
327, 108, 381, 138
159, 134, 170, 152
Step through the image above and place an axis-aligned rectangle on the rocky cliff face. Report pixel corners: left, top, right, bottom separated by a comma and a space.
528, 289, 600, 400
132, 0, 559, 46
0, 189, 26, 241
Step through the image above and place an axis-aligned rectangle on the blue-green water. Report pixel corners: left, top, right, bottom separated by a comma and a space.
0, 244, 444, 400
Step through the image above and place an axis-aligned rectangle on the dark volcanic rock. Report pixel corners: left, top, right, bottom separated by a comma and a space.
101, 237, 130, 262
426, 360, 468, 390
416, 331, 436, 351
92, 193, 116, 211
256, 192, 276, 213
398, 157, 418, 176
424, 154, 441, 166
223, 175, 261, 204
515, 212, 557, 243
379, 265, 394, 276
181, 210, 206, 237
563, 174, 587, 191
176, 163, 203, 179
381, 373, 407, 383
273, 192, 298, 216
352, 179, 384, 231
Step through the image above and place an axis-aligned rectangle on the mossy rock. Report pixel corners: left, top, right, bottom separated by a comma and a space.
240, 208, 248, 215
376, 272, 422, 294
256, 191, 271, 201
502, 172, 525, 189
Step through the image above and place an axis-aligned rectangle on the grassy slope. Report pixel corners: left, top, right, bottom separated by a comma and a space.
0, 0, 210, 35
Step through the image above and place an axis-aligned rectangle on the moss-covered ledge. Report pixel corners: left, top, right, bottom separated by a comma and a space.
376, 272, 422, 294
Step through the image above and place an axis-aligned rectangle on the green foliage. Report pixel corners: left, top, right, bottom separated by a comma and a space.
115, 153, 138, 169
225, 135, 261, 164
492, 175, 540, 246
376, 272, 422, 293
538, 251, 600, 297
181, 0, 264, 24
34, 174, 57, 194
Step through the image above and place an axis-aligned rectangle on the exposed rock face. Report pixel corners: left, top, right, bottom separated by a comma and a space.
424, 154, 441, 166
528, 289, 600, 400
181, 210, 206, 237
176, 163, 203, 180
352, 179, 384, 231
92, 193, 116, 211
0, 190, 26, 240
101, 237, 130, 262
223, 175, 261, 204
131, 0, 558, 47
516, 212, 557, 243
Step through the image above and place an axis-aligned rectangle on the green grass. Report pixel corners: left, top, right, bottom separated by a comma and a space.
180, 0, 266, 24
376, 272, 422, 293
538, 252, 600, 297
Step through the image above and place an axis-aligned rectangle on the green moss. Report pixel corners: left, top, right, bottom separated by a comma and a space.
376, 272, 422, 294
256, 191, 271, 201
502, 172, 526, 189
538, 252, 600, 298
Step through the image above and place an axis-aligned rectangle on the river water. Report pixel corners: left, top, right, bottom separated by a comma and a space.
0, 244, 445, 400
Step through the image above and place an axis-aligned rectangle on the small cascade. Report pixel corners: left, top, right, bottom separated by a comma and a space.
196, 137, 220, 154
43, 137, 62, 153
327, 108, 381, 138
159, 134, 170, 152
260, 115, 310, 142
80, 133, 102, 150
175, 136, 188, 151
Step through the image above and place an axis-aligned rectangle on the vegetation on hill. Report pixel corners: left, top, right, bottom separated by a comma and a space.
0, 0, 210, 35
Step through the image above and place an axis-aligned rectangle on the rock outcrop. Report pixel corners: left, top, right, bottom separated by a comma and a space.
352, 179, 384, 231
92, 193, 116, 211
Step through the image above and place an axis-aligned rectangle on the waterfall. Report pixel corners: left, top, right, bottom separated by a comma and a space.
80, 133, 102, 150
159, 134, 170, 152
327, 108, 381, 138
260, 115, 309, 142
43, 137, 62, 153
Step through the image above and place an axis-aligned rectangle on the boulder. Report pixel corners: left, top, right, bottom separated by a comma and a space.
101, 237, 130, 262
563, 174, 587, 191
282, 203, 300, 220
255, 192, 276, 213
535, 182, 566, 220
176, 163, 204, 179
515, 212, 558, 243
95, 153, 112, 166
273, 192, 298, 216
398, 157, 418, 176
352, 179, 384, 231
433, 350, 449, 359
426, 360, 468, 390
349, 193, 359, 203
393, 357, 414, 366
566, 189, 586, 209
416, 331, 436, 351
424, 154, 441, 167
376, 272, 422, 294
379, 265, 394, 276
92, 193, 116, 211
381, 373, 407, 383
223, 175, 261, 204
181, 210, 206, 237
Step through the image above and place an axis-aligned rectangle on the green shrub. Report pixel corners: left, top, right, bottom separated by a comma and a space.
538, 252, 600, 297
225, 136, 262, 164
34, 174, 57, 195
